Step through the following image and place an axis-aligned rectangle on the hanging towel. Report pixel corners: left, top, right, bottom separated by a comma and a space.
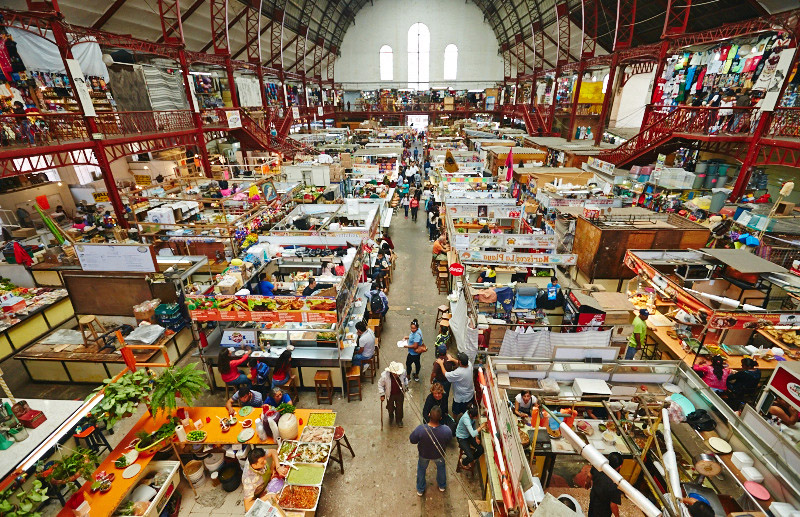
495, 287, 514, 314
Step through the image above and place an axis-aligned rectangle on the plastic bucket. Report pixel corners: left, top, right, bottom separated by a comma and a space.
695, 161, 708, 174
716, 175, 728, 188
184, 460, 205, 484
693, 171, 707, 189
219, 464, 242, 492
704, 169, 718, 189
710, 189, 731, 213
203, 453, 224, 472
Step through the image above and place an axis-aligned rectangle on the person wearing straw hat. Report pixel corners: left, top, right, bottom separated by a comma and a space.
379, 361, 408, 427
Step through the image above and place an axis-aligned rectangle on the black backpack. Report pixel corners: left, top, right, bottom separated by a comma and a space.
686, 409, 717, 431
369, 292, 384, 314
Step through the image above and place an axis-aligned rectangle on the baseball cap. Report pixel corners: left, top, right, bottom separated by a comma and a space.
639, 309, 650, 317
457, 352, 469, 365
437, 345, 447, 356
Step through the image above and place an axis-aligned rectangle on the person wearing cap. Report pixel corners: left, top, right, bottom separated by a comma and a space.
379, 361, 408, 427
430, 345, 456, 413
626, 309, 649, 360
441, 352, 475, 418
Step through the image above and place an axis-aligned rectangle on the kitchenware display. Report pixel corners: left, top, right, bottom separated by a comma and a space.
744, 481, 770, 500
122, 464, 142, 479
694, 454, 722, 484
708, 437, 732, 454
239, 406, 254, 417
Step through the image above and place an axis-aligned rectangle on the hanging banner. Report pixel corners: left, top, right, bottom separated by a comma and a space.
226, 109, 242, 128
186, 295, 337, 323
65, 58, 97, 117
447, 204, 521, 219
460, 250, 576, 266
585, 156, 615, 175
763, 48, 797, 112
577, 81, 604, 104
458, 233, 557, 250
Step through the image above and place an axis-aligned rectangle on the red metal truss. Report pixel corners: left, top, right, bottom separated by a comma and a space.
157, 0, 185, 45
294, 26, 308, 75
270, 7, 286, 68
0, 148, 92, 178
532, 21, 545, 73
581, 0, 598, 58
620, 61, 655, 86
326, 45, 337, 83
755, 145, 800, 168
312, 36, 324, 79
501, 43, 512, 81
617, 43, 662, 65
104, 132, 200, 163
206, 1, 250, 54
244, 0, 262, 63
0, 8, 55, 41
514, 34, 527, 77
66, 25, 178, 59
614, 0, 637, 50
669, 8, 800, 50
662, 0, 692, 37
555, 2, 570, 66
185, 50, 228, 67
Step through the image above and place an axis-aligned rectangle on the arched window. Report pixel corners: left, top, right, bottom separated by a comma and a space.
379, 45, 393, 81
443, 44, 458, 81
408, 23, 430, 90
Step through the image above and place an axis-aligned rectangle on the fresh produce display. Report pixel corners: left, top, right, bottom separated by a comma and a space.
307, 413, 336, 427
278, 485, 320, 510
276, 403, 295, 415
186, 430, 207, 443
293, 442, 330, 463
0, 287, 68, 331
300, 426, 334, 443
316, 332, 337, 341
287, 464, 325, 485
278, 441, 297, 462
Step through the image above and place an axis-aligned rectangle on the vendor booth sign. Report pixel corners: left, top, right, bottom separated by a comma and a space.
458, 233, 556, 250
186, 295, 337, 323
767, 364, 800, 412
460, 250, 576, 266
448, 204, 521, 219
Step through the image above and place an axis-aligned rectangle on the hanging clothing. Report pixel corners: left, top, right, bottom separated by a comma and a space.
5, 39, 25, 73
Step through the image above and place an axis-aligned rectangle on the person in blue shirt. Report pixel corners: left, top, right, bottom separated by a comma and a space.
404, 319, 424, 382
258, 273, 274, 296
546, 276, 560, 301
455, 405, 486, 469
264, 386, 292, 407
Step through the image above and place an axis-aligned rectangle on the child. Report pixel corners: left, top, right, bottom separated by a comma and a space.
378, 361, 408, 427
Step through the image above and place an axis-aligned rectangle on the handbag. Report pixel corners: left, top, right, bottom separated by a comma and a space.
414, 343, 428, 354
686, 409, 717, 431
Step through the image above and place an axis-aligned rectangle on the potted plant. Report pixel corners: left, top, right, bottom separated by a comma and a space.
0, 480, 49, 517
148, 364, 208, 416
134, 418, 180, 455
87, 369, 154, 428
46, 448, 97, 485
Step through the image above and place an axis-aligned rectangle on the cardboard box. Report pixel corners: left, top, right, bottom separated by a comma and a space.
340, 153, 352, 169
776, 201, 796, 216
590, 292, 635, 325
11, 228, 37, 238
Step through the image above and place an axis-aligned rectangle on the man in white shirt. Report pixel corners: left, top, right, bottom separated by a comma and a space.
440, 352, 475, 418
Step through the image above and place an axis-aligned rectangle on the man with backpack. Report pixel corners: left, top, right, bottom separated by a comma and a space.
368, 283, 388, 320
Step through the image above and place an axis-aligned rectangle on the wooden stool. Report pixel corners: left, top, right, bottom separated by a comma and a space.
287, 373, 299, 403
78, 315, 107, 350
224, 383, 234, 399
329, 426, 355, 474
373, 337, 381, 368
437, 273, 449, 294
368, 318, 382, 339
314, 370, 334, 405
74, 425, 111, 456
360, 355, 377, 384
430, 255, 438, 274
435, 305, 449, 327
345, 366, 362, 402
439, 319, 451, 334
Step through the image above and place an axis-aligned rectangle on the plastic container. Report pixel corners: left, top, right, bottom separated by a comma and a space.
183, 460, 205, 485
704, 167, 718, 189
278, 413, 299, 440
210, 471, 220, 487
742, 466, 765, 483
219, 464, 242, 492
731, 452, 754, 470
710, 189, 732, 213
693, 169, 707, 189
9, 426, 28, 442
203, 453, 224, 472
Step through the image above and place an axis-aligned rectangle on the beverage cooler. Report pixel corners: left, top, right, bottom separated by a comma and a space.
562, 291, 606, 332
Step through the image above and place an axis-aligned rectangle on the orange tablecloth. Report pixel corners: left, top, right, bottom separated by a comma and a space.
57, 407, 325, 517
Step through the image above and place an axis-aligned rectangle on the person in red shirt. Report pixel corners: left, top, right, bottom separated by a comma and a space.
218, 347, 251, 388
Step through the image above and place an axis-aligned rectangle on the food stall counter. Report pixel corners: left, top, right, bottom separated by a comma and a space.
0, 292, 75, 362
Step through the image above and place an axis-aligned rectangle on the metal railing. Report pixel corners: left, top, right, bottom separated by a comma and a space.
765, 107, 800, 139
0, 112, 87, 149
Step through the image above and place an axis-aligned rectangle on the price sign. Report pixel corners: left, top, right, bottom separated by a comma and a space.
92, 192, 109, 202
449, 263, 465, 276
134, 174, 152, 186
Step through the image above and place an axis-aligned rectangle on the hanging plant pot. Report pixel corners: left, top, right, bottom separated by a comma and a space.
135, 436, 168, 456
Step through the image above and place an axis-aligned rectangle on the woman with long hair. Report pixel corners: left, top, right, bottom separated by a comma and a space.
410, 191, 421, 222
271, 349, 293, 388
693, 355, 731, 394
218, 347, 251, 388
403, 319, 425, 382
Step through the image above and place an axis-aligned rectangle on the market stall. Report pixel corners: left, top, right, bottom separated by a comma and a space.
485, 147, 549, 178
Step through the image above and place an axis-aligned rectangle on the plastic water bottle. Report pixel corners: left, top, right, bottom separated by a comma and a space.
255, 418, 268, 441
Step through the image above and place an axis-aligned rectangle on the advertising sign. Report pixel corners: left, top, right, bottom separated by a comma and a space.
460, 250, 577, 266
134, 174, 152, 186
225, 110, 242, 128
768, 365, 800, 413
447, 204, 521, 219
458, 233, 556, 250
186, 295, 337, 323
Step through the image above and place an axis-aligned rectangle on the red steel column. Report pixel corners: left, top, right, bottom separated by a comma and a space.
567, 60, 586, 142
179, 50, 214, 178
594, 53, 619, 146
51, 21, 128, 227
643, 40, 670, 131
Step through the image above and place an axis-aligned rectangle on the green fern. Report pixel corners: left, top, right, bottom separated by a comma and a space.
148, 364, 209, 416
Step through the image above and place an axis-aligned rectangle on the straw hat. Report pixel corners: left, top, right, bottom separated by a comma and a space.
386, 361, 405, 376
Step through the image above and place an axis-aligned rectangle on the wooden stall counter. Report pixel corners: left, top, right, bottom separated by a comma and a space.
58, 408, 327, 517
15, 327, 192, 383
0, 294, 75, 362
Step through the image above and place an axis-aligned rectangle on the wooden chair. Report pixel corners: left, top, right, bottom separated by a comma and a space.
345, 366, 362, 402
314, 370, 334, 405
287, 373, 299, 403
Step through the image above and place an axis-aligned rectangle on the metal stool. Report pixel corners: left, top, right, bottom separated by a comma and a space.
329, 426, 355, 474
345, 366, 362, 402
73, 425, 111, 455
314, 370, 334, 405
78, 315, 107, 350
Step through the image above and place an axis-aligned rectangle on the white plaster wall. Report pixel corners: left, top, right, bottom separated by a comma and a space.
335, 0, 504, 89
613, 71, 655, 128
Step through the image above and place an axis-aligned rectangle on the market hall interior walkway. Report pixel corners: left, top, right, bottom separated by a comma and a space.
18, 201, 485, 517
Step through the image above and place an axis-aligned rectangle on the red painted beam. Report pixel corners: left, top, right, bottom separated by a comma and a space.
232, 19, 273, 60
157, 0, 204, 44
540, 26, 579, 63
91, 0, 127, 30
267, 33, 299, 67
286, 41, 316, 73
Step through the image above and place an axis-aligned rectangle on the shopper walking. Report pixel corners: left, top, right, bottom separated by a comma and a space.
379, 361, 408, 427
410, 192, 421, 222
409, 406, 452, 495
401, 194, 410, 218
441, 352, 475, 417
428, 207, 439, 241
403, 319, 425, 381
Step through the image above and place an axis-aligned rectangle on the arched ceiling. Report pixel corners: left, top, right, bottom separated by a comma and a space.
5, 0, 777, 76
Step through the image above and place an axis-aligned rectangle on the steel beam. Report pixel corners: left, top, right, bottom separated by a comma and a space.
581, 0, 598, 58
244, 0, 262, 64
158, 0, 204, 44
270, 7, 286, 68
91, 0, 127, 30
662, 0, 692, 37
555, 3, 570, 66
233, 19, 271, 60
268, 33, 299, 68
614, 0, 637, 50
595, 52, 619, 145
